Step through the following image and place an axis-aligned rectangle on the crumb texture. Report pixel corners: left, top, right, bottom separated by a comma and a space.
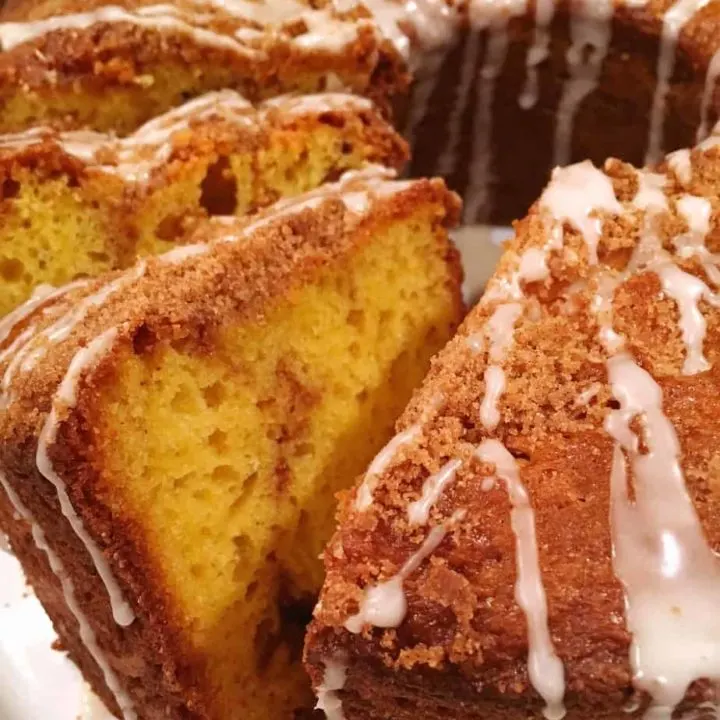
0, 171, 462, 719
0, 90, 407, 316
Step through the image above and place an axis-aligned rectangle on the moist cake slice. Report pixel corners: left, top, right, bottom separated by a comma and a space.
305, 127, 720, 718
0, 89, 407, 317
0, 167, 462, 720
0, 0, 407, 135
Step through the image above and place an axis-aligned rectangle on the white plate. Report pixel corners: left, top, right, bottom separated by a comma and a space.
0, 226, 511, 720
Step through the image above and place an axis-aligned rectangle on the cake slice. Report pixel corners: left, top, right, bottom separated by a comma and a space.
305, 127, 720, 717
0, 167, 462, 720
0, 0, 407, 135
0, 89, 407, 317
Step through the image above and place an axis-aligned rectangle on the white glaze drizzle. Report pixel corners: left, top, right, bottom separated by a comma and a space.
646, 0, 712, 165
633, 171, 669, 212
2, 265, 145, 405
699, 49, 720, 141
0, 470, 136, 720
403, 49, 449, 152
675, 194, 720, 287
540, 161, 622, 265
0, 5, 247, 54
315, 656, 348, 720
0, 90, 377, 184
667, 121, 720, 187
606, 353, 720, 719
554, 0, 614, 167
656, 259, 717, 374
36, 328, 135, 627
0, 167, 438, 713
437, 31, 481, 177
464, 0, 528, 223
353, 386, 445, 511
476, 439, 565, 720
480, 302, 523, 430
344, 509, 465, 633
519, 0, 555, 110
0, 284, 55, 344
355, 425, 421, 512
0, 1, 373, 58
407, 458, 462, 525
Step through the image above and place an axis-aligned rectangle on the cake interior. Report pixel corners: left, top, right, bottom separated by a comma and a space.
0, 59, 369, 136
86, 208, 458, 718
0, 113, 393, 316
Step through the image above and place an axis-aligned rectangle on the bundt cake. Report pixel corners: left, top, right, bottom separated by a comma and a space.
0, 88, 407, 318
402, 0, 720, 224
0, 0, 407, 135
304, 123, 720, 716
5, 0, 720, 226
0, 167, 463, 719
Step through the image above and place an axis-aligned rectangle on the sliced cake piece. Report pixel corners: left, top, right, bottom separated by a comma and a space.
0, 0, 407, 135
0, 168, 462, 720
305, 128, 720, 718
0, 89, 407, 317
0, 0, 406, 134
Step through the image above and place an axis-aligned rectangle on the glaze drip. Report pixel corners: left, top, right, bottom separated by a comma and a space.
476, 440, 566, 720
607, 353, 720, 719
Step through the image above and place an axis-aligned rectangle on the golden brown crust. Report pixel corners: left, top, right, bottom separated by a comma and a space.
306, 138, 720, 716
0, 90, 408, 276
0, 0, 408, 134
0, 171, 462, 720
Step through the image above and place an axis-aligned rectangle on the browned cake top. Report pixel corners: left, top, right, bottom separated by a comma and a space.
0, 0, 410, 117
0, 89, 407, 187
308, 124, 720, 718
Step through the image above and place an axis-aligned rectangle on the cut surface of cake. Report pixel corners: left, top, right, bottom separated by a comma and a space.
305, 126, 720, 718
0, 0, 407, 135
0, 89, 407, 317
0, 167, 463, 720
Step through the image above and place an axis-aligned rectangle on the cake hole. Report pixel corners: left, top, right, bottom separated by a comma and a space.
208, 429, 228, 453
155, 212, 186, 242
318, 112, 345, 129
202, 381, 226, 409
132, 324, 156, 355
0, 258, 23, 281
171, 386, 197, 414
192, 487, 211, 502
347, 308, 364, 329
211, 465, 241, 485
2, 177, 19, 199
341, 141, 353, 155
86, 251, 110, 263
200, 156, 238, 216
378, 309, 393, 329
172, 474, 192, 491
245, 580, 259, 600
